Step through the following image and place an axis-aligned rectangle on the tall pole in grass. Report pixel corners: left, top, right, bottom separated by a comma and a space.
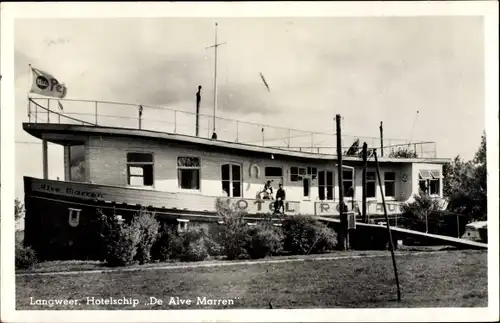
374, 149, 401, 302
362, 142, 368, 223
336, 114, 346, 250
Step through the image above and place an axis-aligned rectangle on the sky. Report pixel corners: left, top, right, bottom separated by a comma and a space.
14, 16, 485, 199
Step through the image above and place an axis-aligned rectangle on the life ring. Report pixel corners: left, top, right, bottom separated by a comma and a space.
249, 164, 260, 179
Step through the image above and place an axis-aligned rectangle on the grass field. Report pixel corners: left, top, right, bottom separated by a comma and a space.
16, 250, 487, 310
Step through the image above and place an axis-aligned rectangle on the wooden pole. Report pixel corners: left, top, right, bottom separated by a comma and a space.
336, 114, 346, 250
42, 138, 48, 179
374, 149, 401, 302
362, 142, 368, 223
379, 121, 384, 157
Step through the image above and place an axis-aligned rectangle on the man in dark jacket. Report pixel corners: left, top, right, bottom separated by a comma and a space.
274, 184, 286, 214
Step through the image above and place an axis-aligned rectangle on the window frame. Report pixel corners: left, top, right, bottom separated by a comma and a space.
366, 170, 377, 199
126, 151, 155, 188
264, 166, 283, 178
290, 166, 307, 182
342, 168, 354, 198
69, 144, 86, 182
177, 219, 189, 233
383, 171, 396, 198
419, 169, 441, 197
318, 170, 335, 201
177, 156, 202, 191
221, 162, 243, 198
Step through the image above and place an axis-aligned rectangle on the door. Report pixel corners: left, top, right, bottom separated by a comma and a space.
318, 170, 334, 200
221, 163, 242, 197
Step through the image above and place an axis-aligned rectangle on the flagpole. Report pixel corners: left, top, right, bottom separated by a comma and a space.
28, 64, 31, 121
206, 22, 226, 140
213, 22, 218, 139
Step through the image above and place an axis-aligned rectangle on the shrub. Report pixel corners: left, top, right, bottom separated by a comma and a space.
15, 243, 38, 270
174, 227, 212, 262
204, 233, 224, 257
245, 225, 284, 259
213, 197, 252, 260
217, 219, 250, 260
132, 209, 160, 264
98, 211, 140, 267
106, 224, 141, 266
283, 215, 338, 255
182, 237, 210, 262
151, 223, 176, 261
311, 224, 338, 253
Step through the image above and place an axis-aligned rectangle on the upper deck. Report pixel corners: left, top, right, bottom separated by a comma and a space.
26, 96, 443, 163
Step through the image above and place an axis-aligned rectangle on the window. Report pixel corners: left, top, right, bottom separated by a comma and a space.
177, 219, 189, 232
127, 152, 154, 186
419, 169, 441, 196
291, 166, 307, 182
307, 167, 318, 179
69, 145, 85, 182
177, 157, 200, 190
318, 171, 334, 200
221, 163, 242, 197
367, 171, 376, 198
384, 172, 396, 197
342, 170, 354, 197
303, 178, 310, 197
265, 167, 283, 177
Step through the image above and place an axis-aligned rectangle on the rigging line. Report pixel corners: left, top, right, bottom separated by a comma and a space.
239, 132, 314, 145
408, 110, 420, 145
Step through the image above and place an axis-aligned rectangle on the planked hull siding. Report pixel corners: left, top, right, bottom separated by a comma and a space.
25, 176, 302, 215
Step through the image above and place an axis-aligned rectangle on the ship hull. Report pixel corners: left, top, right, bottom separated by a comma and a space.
23, 176, 399, 261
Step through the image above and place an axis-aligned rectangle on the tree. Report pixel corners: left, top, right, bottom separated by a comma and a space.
15, 198, 24, 221
442, 132, 487, 221
400, 190, 442, 233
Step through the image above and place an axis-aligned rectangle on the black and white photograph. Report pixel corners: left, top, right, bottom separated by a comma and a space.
1, 2, 498, 322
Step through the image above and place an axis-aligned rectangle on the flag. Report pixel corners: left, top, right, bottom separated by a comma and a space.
259, 72, 271, 92
57, 100, 64, 111
30, 66, 67, 99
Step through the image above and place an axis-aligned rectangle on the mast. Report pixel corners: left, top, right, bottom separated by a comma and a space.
206, 22, 226, 140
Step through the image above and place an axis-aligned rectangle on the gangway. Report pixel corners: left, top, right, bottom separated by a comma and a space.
318, 217, 487, 250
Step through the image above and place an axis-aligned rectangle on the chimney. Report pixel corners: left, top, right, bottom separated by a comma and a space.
196, 85, 202, 137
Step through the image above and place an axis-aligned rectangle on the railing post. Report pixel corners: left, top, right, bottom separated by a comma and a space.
95, 101, 98, 125
174, 110, 177, 133
47, 99, 50, 123
236, 121, 239, 142
58, 114, 61, 124
35, 102, 38, 122
261, 125, 264, 146
288, 129, 291, 148
138, 105, 143, 130
27, 98, 31, 122
311, 132, 314, 150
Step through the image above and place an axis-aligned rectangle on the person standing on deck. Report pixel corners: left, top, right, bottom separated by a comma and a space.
262, 180, 274, 200
274, 183, 286, 214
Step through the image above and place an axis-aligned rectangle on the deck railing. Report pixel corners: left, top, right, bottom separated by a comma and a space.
27, 96, 437, 158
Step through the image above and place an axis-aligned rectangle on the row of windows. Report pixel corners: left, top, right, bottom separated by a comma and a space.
124, 152, 439, 198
